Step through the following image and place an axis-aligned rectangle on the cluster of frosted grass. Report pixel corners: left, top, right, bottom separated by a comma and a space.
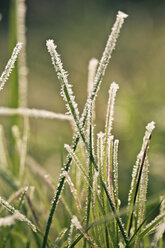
0, 6, 164, 248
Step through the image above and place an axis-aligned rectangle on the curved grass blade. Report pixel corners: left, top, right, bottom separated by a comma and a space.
126, 202, 162, 247
127, 122, 155, 236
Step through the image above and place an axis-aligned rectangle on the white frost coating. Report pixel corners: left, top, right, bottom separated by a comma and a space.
143, 213, 165, 238
97, 132, 105, 174
68, 219, 75, 248
118, 11, 128, 19
105, 82, 119, 136
66, 174, 82, 211
87, 58, 98, 95
91, 11, 127, 100
0, 107, 72, 121
46, 40, 80, 127
97, 132, 105, 139
0, 42, 22, 91
55, 228, 68, 243
118, 242, 124, 248
152, 199, 165, 246
146, 121, 155, 133
154, 221, 165, 244
71, 216, 98, 247
113, 139, 119, 205
136, 158, 149, 227
107, 135, 114, 191
0, 196, 37, 232
138, 121, 155, 160
128, 121, 155, 206
0, 215, 17, 227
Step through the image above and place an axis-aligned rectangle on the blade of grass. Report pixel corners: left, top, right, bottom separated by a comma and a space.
126, 202, 162, 247
127, 122, 155, 236
84, 100, 93, 248
8, 0, 19, 125
42, 12, 128, 248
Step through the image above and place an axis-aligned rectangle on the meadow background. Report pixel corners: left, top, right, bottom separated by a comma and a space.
0, 0, 165, 206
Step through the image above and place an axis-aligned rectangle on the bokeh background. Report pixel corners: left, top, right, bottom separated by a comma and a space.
0, 0, 165, 204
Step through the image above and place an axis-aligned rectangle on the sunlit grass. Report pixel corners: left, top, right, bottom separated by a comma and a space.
0, 1, 164, 247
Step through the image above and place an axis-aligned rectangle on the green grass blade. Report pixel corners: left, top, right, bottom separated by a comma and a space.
8, 0, 19, 123
127, 122, 155, 236
126, 202, 162, 247
43, 12, 127, 247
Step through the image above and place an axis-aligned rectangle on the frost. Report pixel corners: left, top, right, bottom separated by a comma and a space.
146, 121, 155, 133
105, 82, 119, 137
0, 215, 17, 227
66, 174, 82, 211
97, 132, 105, 174
87, 58, 98, 95
90, 11, 127, 101
0, 42, 22, 92
0, 196, 37, 232
71, 216, 98, 247
113, 139, 119, 207
46, 39, 80, 131
128, 121, 155, 206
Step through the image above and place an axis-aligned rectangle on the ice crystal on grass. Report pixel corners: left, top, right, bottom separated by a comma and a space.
113, 139, 119, 207
46, 39, 80, 130
0, 215, 17, 227
66, 174, 82, 211
0, 196, 37, 232
107, 135, 114, 190
87, 58, 98, 95
90, 11, 127, 101
152, 198, 165, 247
105, 82, 119, 137
128, 121, 155, 206
137, 158, 149, 226
97, 132, 105, 174
71, 216, 98, 247
0, 42, 22, 92
0, 107, 72, 121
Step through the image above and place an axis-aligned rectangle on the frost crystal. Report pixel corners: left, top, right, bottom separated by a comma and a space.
46, 39, 80, 130
71, 216, 98, 247
0, 42, 22, 92
0, 107, 72, 121
0, 215, 17, 227
0, 196, 37, 232
97, 132, 105, 173
146, 121, 155, 133
87, 58, 98, 95
128, 121, 155, 206
105, 82, 119, 136
90, 11, 127, 101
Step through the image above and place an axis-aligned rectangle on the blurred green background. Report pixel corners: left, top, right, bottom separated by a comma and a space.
0, 0, 165, 204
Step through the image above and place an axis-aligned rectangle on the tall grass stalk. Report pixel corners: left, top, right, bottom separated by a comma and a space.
43, 11, 128, 247
0, 3, 164, 247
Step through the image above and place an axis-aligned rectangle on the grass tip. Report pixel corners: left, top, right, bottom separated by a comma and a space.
118, 11, 128, 19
